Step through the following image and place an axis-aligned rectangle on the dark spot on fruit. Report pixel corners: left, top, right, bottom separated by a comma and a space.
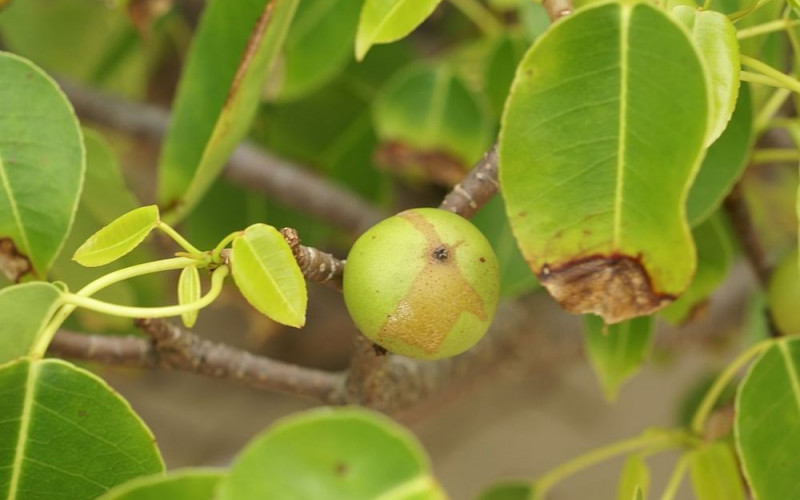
371, 343, 388, 356
518, 211, 527, 217
334, 462, 348, 476
537, 254, 675, 324
479, 257, 486, 263
432, 245, 449, 262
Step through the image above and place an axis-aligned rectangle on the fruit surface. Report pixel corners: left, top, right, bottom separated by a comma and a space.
343, 208, 500, 360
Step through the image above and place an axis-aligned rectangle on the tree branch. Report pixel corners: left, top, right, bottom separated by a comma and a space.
723, 182, 773, 288
439, 145, 499, 218
59, 80, 385, 234
542, 0, 574, 22
281, 227, 345, 289
49, 325, 347, 403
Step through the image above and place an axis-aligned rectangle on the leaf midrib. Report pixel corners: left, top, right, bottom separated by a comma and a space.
240, 236, 301, 320
612, 5, 631, 248
7, 361, 38, 500
0, 153, 32, 257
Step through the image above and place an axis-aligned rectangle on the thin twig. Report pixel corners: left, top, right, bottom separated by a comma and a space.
280, 227, 345, 289
49, 325, 347, 403
59, 80, 385, 234
723, 182, 773, 287
439, 144, 500, 218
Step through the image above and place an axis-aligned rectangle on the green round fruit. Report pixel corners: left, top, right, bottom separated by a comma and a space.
343, 207, 500, 360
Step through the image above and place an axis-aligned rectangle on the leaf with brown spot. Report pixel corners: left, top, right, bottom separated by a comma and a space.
499, 2, 710, 323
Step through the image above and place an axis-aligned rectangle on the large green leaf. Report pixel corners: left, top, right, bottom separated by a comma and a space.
267, 0, 363, 102
0, 282, 62, 364
583, 314, 654, 401
671, 6, 739, 146
735, 338, 800, 500
661, 213, 732, 325
688, 442, 745, 500
373, 64, 492, 180
355, 0, 441, 60
72, 205, 159, 268
216, 407, 444, 500
98, 469, 225, 500
687, 84, 752, 226
0, 52, 85, 279
0, 358, 164, 499
231, 223, 307, 327
158, 0, 299, 223
616, 455, 649, 500
499, 1, 710, 324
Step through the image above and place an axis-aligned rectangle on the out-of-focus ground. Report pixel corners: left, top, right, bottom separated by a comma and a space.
92, 265, 751, 500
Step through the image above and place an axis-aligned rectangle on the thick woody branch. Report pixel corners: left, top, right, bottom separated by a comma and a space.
59, 80, 384, 234
439, 145, 500, 218
49, 323, 346, 403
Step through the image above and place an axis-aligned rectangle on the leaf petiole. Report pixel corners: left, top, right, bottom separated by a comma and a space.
533, 429, 694, 497
61, 265, 229, 319
156, 221, 203, 254
658, 454, 691, 500
690, 339, 774, 435
741, 56, 800, 93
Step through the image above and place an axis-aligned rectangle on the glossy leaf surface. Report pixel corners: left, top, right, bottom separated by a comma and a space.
268, 0, 363, 102
616, 455, 649, 500
355, 0, 441, 60
672, 6, 739, 145
0, 282, 62, 364
0, 358, 164, 499
231, 223, 307, 327
687, 84, 752, 226
217, 407, 443, 500
583, 314, 654, 400
661, 213, 732, 324
72, 205, 159, 268
499, 2, 709, 323
0, 52, 84, 279
476, 481, 532, 500
158, 0, 299, 222
736, 338, 800, 500
178, 265, 201, 328
688, 442, 745, 500
98, 469, 225, 500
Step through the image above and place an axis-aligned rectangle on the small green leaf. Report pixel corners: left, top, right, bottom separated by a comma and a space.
633, 487, 644, 500
0, 358, 164, 499
688, 442, 745, 500
158, 0, 300, 223
355, 0, 442, 60
231, 223, 307, 327
616, 455, 649, 500
483, 36, 526, 119
0, 282, 62, 364
178, 265, 201, 328
735, 338, 800, 500
374, 64, 492, 175
72, 205, 160, 267
216, 407, 442, 500
98, 468, 226, 500
687, 84, 753, 226
583, 315, 655, 401
671, 6, 739, 146
499, 2, 709, 324
267, 0, 363, 102
476, 481, 533, 500
661, 213, 732, 324
0, 51, 85, 279
768, 249, 800, 335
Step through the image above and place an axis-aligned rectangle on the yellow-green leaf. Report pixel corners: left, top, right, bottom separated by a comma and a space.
616, 454, 649, 500
0, 282, 62, 364
689, 442, 745, 500
231, 224, 306, 327
72, 205, 159, 267
178, 265, 201, 328
355, 0, 442, 60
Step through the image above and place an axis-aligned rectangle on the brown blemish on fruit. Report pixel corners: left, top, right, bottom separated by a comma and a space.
538, 254, 675, 324
376, 211, 486, 354
0, 238, 33, 282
